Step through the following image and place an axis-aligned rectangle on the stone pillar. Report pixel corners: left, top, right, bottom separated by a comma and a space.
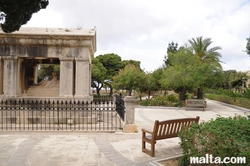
75, 58, 92, 101
59, 57, 74, 98
2, 56, 19, 97
17, 58, 23, 96
123, 96, 138, 133
0, 57, 3, 94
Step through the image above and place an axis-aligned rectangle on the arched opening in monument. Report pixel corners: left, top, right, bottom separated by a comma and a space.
22, 58, 61, 97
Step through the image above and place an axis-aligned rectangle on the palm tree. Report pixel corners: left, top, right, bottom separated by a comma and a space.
188, 36, 222, 98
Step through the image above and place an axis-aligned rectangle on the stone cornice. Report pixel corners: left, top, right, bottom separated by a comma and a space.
1, 56, 18, 60
0, 27, 96, 55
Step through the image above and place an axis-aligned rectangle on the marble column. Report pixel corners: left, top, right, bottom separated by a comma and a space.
59, 57, 74, 97
0, 57, 3, 94
75, 58, 92, 100
2, 56, 19, 97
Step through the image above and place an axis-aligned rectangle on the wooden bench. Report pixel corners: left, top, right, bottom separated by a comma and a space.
185, 99, 206, 111
142, 116, 200, 157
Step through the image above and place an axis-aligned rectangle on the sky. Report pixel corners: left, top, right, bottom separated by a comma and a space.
24, 0, 250, 72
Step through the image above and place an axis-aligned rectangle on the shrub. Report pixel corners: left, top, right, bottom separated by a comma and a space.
167, 94, 179, 102
140, 95, 182, 107
243, 88, 250, 99
205, 93, 250, 109
178, 115, 250, 166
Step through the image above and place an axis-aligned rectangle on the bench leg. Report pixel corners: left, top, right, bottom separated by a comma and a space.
151, 142, 155, 157
142, 139, 156, 157
142, 139, 146, 152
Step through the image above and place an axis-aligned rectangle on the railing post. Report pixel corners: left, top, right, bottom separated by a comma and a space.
123, 96, 138, 133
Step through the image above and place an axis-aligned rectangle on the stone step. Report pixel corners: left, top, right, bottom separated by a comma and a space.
26, 86, 59, 97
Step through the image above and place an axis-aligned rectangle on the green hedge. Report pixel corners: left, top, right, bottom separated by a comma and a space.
140, 95, 182, 107
205, 93, 250, 109
178, 116, 250, 166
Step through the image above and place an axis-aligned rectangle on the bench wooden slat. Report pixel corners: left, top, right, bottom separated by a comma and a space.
185, 99, 206, 111
142, 116, 200, 157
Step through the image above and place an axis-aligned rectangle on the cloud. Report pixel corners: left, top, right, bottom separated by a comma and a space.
25, 0, 250, 72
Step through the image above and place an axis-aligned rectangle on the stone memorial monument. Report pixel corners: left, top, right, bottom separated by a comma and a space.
0, 27, 96, 101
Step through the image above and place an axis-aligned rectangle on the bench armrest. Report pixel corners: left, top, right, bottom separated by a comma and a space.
142, 129, 153, 139
142, 128, 153, 134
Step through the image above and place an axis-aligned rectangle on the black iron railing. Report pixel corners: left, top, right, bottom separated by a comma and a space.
0, 99, 122, 131
115, 95, 125, 121
93, 95, 113, 103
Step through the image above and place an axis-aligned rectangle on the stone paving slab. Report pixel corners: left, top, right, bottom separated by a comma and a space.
0, 99, 249, 166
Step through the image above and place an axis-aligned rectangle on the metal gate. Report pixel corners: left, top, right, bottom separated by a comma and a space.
0, 98, 123, 131
115, 95, 125, 121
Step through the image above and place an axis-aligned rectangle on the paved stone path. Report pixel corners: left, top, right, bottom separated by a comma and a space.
0, 99, 249, 166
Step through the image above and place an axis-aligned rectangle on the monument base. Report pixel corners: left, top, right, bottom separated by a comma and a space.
123, 124, 138, 133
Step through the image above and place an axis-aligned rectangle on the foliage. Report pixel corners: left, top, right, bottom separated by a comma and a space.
188, 36, 222, 66
164, 41, 179, 67
220, 70, 248, 91
113, 64, 146, 96
95, 53, 125, 95
145, 67, 164, 98
178, 116, 250, 166
161, 48, 199, 94
37, 64, 59, 82
161, 47, 222, 100
0, 0, 49, 33
122, 60, 141, 69
140, 95, 181, 107
91, 58, 107, 95
246, 37, 250, 56
188, 36, 223, 99
96, 53, 124, 80
205, 92, 250, 109
243, 88, 250, 99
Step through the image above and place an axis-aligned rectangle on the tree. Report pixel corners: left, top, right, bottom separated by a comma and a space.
146, 68, 164, 98
188, 37, 222, 65
221, 70, 248, 92
122, 60, 141, 69
113, 64, 146, 98
247, 37, 250, 56
0, 0, 49, 33
167, 41, 178, 54
160, 47, 222, 100
91, 58, 107, 96
163, 41, 178, 67
188, 36, 222, 98
161, 48, 200, 100
37, 64, 59, 82
95, 53, 124, 96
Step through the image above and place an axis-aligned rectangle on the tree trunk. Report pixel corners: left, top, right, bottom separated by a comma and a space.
96, 88, 100, 96
109, 86, 113, 96
179, 88, 186, 101
197, 87, 203, 99
148, 90, 151, 98
93, 82, 102, 96
104, 82, 113, 96
128, 89, 132, 96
